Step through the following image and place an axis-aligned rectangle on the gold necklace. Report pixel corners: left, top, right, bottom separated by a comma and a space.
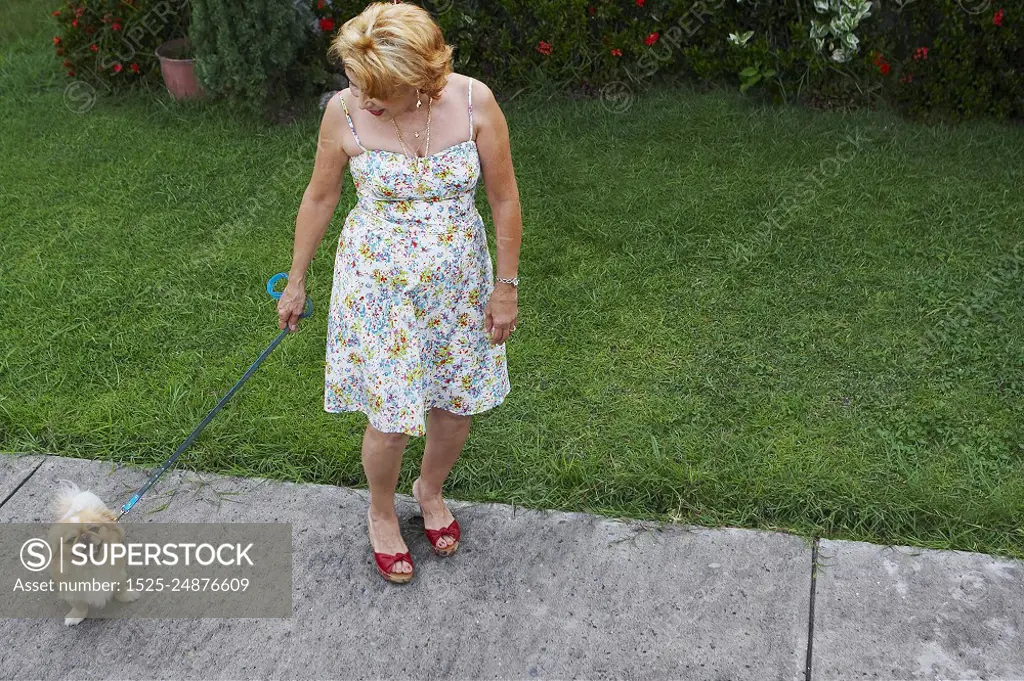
393, 122, 427, 139
391, 97, 430, 169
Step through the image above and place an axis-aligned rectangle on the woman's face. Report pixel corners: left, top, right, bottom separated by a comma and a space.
345, 67, 416, 118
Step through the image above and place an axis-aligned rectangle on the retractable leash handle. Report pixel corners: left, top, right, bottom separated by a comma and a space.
117, 274, 313, 520
267, 272, 314, 320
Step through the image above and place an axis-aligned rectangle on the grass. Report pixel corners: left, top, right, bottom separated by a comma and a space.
2, 1, 1023, 558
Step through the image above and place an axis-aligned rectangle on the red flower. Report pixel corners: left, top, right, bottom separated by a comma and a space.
611, 48, 622, 57
90, 44, 98, 52
113, 63, 123, 73
993, 8, 1004, 26
130, 62, 140, 73
636, 0, 645, 6
112, 22, 122, 31
63, 59, 72, 67
319, 17, 335, 31
52, 36, 61, 45
536, 40, 552, 55
52, 10, 60, 16
317, 0, 325, 7
71, 18, 78, 27
879, 62, 891, 75
644, 32, 659, 46
588, 4, 595, 15
913, 46, 928, 61
67, 70, 75, 77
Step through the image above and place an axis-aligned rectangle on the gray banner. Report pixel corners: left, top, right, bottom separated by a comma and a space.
3, 523, 292, 618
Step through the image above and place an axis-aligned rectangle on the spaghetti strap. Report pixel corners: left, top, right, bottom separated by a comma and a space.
338, 92, 366, 151
467, 78, 474, 142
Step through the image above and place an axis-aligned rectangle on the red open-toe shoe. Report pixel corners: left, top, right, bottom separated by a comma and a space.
424, 519, 460, 557
367, 515, 414, 584
413, 478, 461, 557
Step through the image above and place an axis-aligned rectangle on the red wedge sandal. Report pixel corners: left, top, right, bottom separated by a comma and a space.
367, 513, 414, 584
424, 519, 461, 557
413, 477, 461, 557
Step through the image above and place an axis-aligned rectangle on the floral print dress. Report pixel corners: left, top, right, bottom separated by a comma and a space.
325, 80, 511, 436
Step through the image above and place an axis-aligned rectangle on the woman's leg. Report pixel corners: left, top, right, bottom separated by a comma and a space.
363, 423, 413, 574
415, 408, 472, 550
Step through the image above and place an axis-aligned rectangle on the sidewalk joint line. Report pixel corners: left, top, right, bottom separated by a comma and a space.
0, 457, 45, 510
804, 536, 820, 681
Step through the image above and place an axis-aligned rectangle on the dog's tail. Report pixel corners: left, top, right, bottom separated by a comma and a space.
51, 477, 88, 520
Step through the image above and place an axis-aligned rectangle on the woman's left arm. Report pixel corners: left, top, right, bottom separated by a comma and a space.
474, 78, 522, 346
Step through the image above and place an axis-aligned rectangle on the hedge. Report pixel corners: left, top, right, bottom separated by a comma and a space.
50, 0, 1023, 121
309, 0, 1023, 121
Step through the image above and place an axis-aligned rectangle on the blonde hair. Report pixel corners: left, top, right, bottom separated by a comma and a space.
328, 2, 453, 101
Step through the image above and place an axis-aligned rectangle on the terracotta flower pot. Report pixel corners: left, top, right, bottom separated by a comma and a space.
155, 38, 204, 100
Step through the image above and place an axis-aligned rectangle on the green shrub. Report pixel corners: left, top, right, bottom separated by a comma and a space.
189, 0, 311, 116
50, 0, 189, 94
50, 0, 1024, 122
307, 0, 1023, 121
881, 2, 1023, 121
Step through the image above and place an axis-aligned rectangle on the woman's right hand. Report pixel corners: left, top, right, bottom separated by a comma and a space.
277, 280, 307, 332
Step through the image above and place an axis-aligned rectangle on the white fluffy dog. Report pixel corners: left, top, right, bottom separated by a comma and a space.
46, 482, 140, 626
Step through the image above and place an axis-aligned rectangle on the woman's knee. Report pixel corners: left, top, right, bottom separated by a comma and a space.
429, 407, 472, 422
365, 423, 411, 447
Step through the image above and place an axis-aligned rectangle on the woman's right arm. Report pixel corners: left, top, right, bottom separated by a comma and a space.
278, 95, 350, 331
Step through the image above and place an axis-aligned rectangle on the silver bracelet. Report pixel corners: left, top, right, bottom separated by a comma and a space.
496, 276, 519, 287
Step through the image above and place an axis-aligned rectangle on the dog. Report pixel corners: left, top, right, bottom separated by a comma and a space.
46, 481, 140, 626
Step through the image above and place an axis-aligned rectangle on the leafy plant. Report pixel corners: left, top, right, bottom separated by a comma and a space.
810, 0, 874, 63
50, 0, 188, 93
739, 62, 777, 93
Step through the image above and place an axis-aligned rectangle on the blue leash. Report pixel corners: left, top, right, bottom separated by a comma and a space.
116, 273, 312, 521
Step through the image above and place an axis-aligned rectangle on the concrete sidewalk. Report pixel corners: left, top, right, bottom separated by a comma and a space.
0, 453, 1020, 680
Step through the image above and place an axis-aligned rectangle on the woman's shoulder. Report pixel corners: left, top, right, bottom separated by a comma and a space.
452, 72, 495, 105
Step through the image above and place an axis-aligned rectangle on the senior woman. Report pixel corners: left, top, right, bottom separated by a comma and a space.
276, 1, 522, 584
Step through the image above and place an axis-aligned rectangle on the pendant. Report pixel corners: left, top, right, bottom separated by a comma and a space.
413, 132, 420, 138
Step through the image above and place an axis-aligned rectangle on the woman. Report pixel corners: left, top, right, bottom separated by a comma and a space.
276, 1, 522, 584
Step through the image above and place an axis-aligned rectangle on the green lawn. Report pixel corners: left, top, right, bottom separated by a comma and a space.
2, 2, 1022, 557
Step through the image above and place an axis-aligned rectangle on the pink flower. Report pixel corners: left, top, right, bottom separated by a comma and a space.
112, 22, 122, 31
611, 48, 622, 57
113, 63, 123, 73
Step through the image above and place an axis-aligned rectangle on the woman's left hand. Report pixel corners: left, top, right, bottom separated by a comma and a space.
485, 284, 518, 345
